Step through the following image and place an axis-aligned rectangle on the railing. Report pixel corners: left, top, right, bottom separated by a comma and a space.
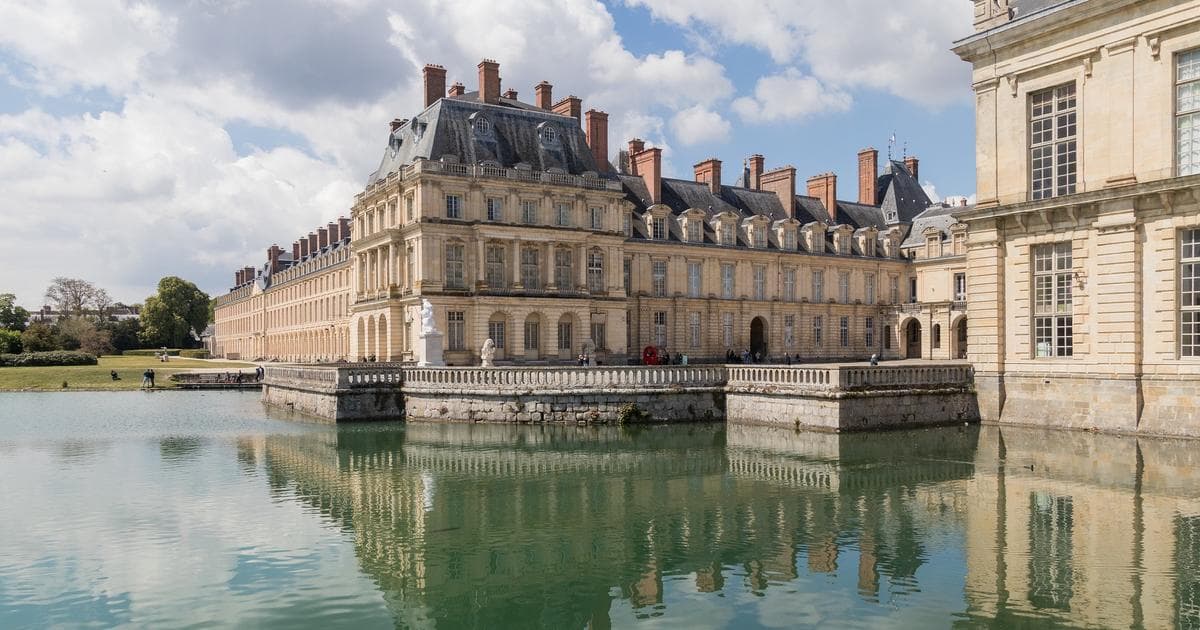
264, 364, 405, 391
403, 365, 726, 391
725, 363, 973, 392
951, 300, 967, 312
382, 159, 624, 193
726, 366, 837, 390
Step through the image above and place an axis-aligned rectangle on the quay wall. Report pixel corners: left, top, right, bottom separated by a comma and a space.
263, 364, 405, 422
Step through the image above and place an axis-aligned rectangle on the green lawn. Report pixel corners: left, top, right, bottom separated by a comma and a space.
0, 355, 255, 391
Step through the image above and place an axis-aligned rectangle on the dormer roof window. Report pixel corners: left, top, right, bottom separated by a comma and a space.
537, 122, 558, 145
470, 112, 491, 135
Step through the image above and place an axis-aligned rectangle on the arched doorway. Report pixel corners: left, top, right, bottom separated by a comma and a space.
954, 316, 968, 359
904, 319, 922, 359
750, 316, 767, 361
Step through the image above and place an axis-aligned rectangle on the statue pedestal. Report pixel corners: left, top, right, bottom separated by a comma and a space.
417, 332, 445, 367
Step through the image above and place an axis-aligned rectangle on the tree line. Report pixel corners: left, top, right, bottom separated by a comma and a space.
0, 276, 212, 356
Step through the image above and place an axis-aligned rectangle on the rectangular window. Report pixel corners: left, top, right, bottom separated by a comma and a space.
811, 270, 825, 303
486, 197, 503, 222
652, 260, 668, 297
954, 272, 967, 301
447, 311, 465, 350
524, 320, 539, 351
784, 315, 795, 348
555, 249, 573, 290
1178, 50, 1200, 176
623, 258, 632, 293
485, 244, 506, 287
812, 316, 823, 347
753, 265, 766, 300
839, 272, 850, 304
840, 316, 849, 347
587, 251, 604, 293
687, 219, 703, 243
1029, 83, 1077, 200
722, 312, 734, 348
889, 276, 899, 304
652, 217, 667, 240
1033, 242, 1073, 357
689, 312, 701, 348
653, 311, 667, 347
783, 230, 797, 251
405, 194, 414, 222
445, 194, 462, 219
591, 322, 606, 350
909, 277, 918, 303
521, 200, 538, 224
558, 321, 572, 351
865, 316, 874, 347
590, 206, 603, 230
688, 262, 702, 298
783, 268, 796, 302
720, 222, 735, 245
753, 225, 767, 248
865, 273, 876, 305
623, 213, 631, 237
521, 247, 540, 289
556, 202, 571, 226
1181, 228, 1200, 356
445, 243, 465, 289
488, 320, 505, 349
721, 264, 735, 299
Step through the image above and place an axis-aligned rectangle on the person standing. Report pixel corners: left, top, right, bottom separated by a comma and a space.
148, 368, 155, 388
141, 369, 152, 389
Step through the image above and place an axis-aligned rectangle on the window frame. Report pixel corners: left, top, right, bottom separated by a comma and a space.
1028, 83, 1078, 201
1033, 241, 1074, 358
445, 194, 463, 219
1181, 228, 1200, 357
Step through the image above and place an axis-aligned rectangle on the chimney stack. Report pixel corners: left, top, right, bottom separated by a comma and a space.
422, 64, 446, 108
694, 158, 722, 195
858, 148, 878, 205
632, 147, 663, 205
904, 155, 919, 180
478, 59, 500, 104
535, 81, 553, 109
292, 241, 300, 261
327, 222, 339, 243
552, 96, 582, 123
585, 109, 609, 172
760, 166, 797, 216
318, 227, 329, 250
503, 88, 518, 100
390, 118, 407, 133
235, 270, 244, 286
807, 173, 839, 222
448, 81, 465, 97
307, 233, 318, 256
749, 154, 765, 191
267, 245, 283, 274
338, 217, 351, 241
243, 267, 255, 284
299, 237, 309, 259
627, 139, 646, 175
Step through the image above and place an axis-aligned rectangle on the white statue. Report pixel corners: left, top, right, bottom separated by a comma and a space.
480, 338, 496, 367
419, 299, 437, 336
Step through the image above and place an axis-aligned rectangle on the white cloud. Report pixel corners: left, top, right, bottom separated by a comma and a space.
670, 106, 731, 146
623, 0, 973, 107
731, 69, 851, 123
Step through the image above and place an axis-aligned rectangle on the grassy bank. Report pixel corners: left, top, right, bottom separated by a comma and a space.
0, 355, 255, 391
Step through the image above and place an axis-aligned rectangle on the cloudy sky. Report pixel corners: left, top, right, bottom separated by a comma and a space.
0, 0, 975, 308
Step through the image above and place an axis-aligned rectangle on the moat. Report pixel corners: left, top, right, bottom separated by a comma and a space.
1, 391, 1198, 628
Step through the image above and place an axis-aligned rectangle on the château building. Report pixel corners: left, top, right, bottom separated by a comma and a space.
954, 0, 1200, 434
213, 59, 966, 365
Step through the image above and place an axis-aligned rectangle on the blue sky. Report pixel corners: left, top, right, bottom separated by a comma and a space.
0, 0, 975, 307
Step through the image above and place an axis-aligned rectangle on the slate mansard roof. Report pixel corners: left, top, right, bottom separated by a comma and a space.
367, 95, 607, 186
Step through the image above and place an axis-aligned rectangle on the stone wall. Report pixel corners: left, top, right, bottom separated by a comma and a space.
262, 364, 405, 422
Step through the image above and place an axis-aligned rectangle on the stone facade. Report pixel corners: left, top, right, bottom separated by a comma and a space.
953, 0, 1200, 433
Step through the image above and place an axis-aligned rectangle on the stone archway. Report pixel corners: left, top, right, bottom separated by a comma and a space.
953, 315, 968, 360
750, 316, 768, 361
904, 319, 922, 359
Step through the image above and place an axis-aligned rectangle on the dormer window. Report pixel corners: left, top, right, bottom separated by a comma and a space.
688, 219, 703, 243
783, 229, 797, 251
719, 222, 735, 246
538, 122, 558, 145
471, 113, 491, 135
652, 217, 667, 240
752, 225, 767, 249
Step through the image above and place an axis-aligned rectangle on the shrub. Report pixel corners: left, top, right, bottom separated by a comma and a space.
0, 329, 21, 354
0, 351, 98, 367
179, 349, 210, 359
123, 349, 181, 356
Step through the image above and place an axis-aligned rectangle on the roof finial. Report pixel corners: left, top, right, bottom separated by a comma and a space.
887, 132, 896, 161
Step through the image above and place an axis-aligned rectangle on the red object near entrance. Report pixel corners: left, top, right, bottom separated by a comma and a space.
642, 346, 659, 365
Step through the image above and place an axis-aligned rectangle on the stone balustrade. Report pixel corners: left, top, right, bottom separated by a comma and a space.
358, 159, 625, 199
726, 363, 973, 394
403, 365, 726, 394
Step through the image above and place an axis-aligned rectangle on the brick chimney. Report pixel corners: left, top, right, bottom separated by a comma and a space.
292, 241, 300, 261
235, 270, 244, 286
535, 81, 552, 109
748, 154, 764, 191
422, 64, 446, 108
243, 267, 255, 283
760, 166, 796, 215
807, 173, 839, 222
327, 221, 339, 243
307, 232, 318, 256
299, 237, 309, 259
552, 96, 582, 123
627, 139, 645, 175
904, 155, 919, 180
694, 158, 722, 195
858, 148, 878, 205
318, 227, 329, 250
503, 88, 517, 100
478, 59, 500, 104
338, 217, 351, 240
632, 147, 662, 205
267, 245, 282, 274
448, 82, 465, 97
585, 109, 609, 172
390, 118, 407, 133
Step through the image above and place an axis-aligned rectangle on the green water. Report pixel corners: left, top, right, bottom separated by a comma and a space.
1, 392, 1198, 629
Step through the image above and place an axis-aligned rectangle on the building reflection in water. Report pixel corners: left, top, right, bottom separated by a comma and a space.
252, 421, 1200, 628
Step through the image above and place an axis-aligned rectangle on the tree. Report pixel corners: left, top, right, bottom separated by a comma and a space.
20, 322, 58, 352
102, 318, 142, 353
44, 277, 107, 318
57, 317, 113, 355
139, 277, 210, 348
0, 294, 30, 331
0, 329, 21, 353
